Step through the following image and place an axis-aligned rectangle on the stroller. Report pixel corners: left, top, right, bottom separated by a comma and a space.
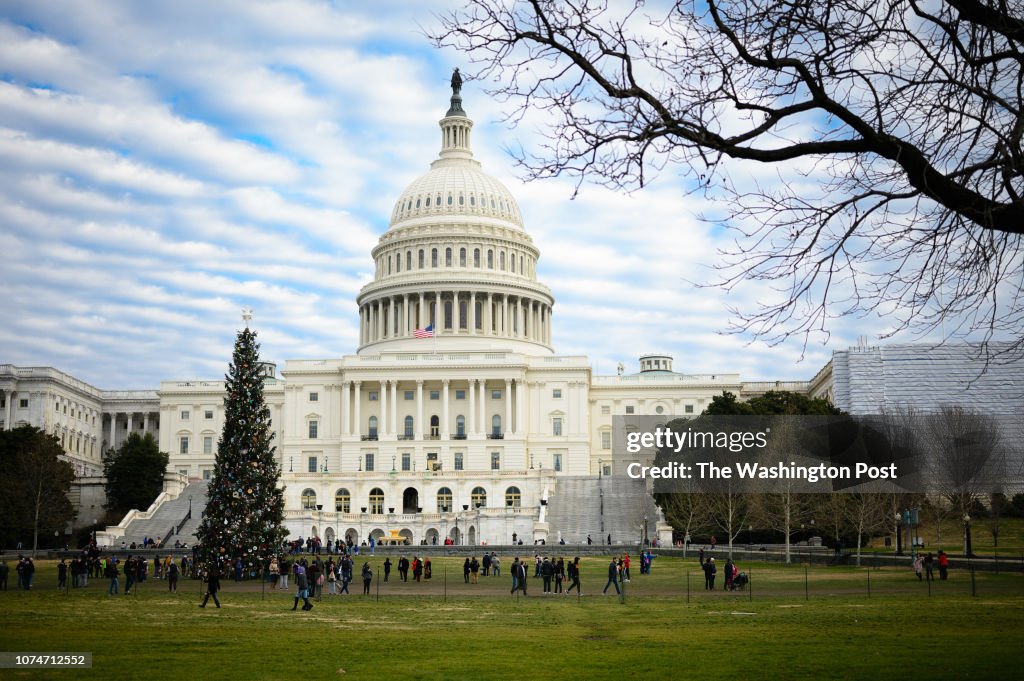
732, 572, 749, 590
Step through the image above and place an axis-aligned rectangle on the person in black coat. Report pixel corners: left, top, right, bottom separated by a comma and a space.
200, 565, 221, 608
602, 558, 620, 595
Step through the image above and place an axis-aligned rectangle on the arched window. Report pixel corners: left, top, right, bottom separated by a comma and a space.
418, 249, 425, 269
491, 414, 502, 437
387, 256, 391, 275
458, 194, 464, 205
437, 487, 453, 513
445, 247, 453, 266
459, 248, 466, 267
301, 488, 317, 510
520, 255, 524, 273
368, 415, 378, 439
335, 488, 351, 513
471, 486, 487, 509
431, 248, 438, 267
474, 248, 480, 267
426, 196, 431, 207
444, 300, 453, 329
447, 194, 453, 206
415, 198, 421, 208
456, 415, 466, 437
404, 415, 414, 438
459, 300, 468, 329
511, 254, 516, 273
430, 415, 440, 438
407, 251, 412, 270
369, 488, 384, 515
499, 251, 506, 270
470, 195, 476, 206
396, 254, 401, 272
487, 250, 494, 269
505, 486, 521, 508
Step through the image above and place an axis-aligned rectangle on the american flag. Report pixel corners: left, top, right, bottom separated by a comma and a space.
413, 324, 434, 338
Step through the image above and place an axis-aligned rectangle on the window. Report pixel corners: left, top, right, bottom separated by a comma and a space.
601, 431, 612, 450
487, 250, 494, 268
430, 391, 440, 400
553, 453, 563, 472
431, 248, 438, 267
491, 390, 502, 400
335, 488, 351, 513
625, 405, 635, 414
552, 389, 562, 398
369, 488, 384, 514
369, 391, 378, 401
455, 390, 465, 400
308, 456, 318, 473
474, 248, 480, 267
454, 452, 464, 470
601, 405, 611, 415
203, 469, 212, 480
404, 415, 414, 438
656, 406, 664, 414
491, 451, 501, 470
368, 416, 378, 439
430, 415, 440, 438
455, 415, 466, 437
308, 420, 319, 439
404, 391, 414, 401
302, 489, 317, 510
437, 487, 453, 513
203, 436, 213, 455
505, 486, 521, 507
365, 453, 375, 471
471, 486, 487, 508
499, 251, 506, 270
205, 410, 214, 420
603, 464, 612, 476
407, 251, 412, 270
685, 405, 695, 414
446, 247, 453, 266
491, 415, 502, 437
553, 418, 562, 436
418, 249, 425, 269
19, 399, 28, 409
309, 392, 319, 402
179, 436, 189, 454
55, 401, 59, 412
459, 248, 466, 266
181, 410, 190, 420
401, 452, 411, 471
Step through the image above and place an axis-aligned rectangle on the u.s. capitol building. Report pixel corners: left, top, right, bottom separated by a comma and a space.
3, 79, 1020, 548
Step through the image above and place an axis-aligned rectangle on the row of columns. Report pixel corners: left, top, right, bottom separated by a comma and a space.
105, 411, 159, 449
339, 378, 525, 439
1, 388, 14, 429
359, 292, 551, 346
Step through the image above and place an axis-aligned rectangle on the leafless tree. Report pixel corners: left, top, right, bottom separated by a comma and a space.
920, 405, 1005, 555
843, 492, 891, 565
432, 0, 1024, 356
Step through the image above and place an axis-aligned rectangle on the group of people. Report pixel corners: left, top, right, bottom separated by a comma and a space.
912, 551, 950, 581
0, 556, 35, 590
462, 554, 496, 583
699, 556, 745, 591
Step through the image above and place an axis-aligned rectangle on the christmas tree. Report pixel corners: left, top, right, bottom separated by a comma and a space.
196, 322, 286, 569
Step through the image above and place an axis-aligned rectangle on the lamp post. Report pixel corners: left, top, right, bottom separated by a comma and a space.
894, 512, 903, 556
188, 495, 193, 519
963, 513, 973, 558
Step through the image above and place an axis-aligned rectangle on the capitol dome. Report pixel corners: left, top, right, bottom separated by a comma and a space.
355, 74, 554, 356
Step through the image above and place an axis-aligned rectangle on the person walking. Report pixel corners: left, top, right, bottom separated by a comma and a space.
463, 557, 471, 584
200, 565, 221, 608
541, 557, 554, 594
269, 557, 280, 589
913, 554, 923, 581
602, 558, 621, 595
724, 559, 734, 590
106, 559, 119, 596
362, 562, 373, 595
924, 552, 935, 581
291, 563, 313, 611
383, 557, 392, 583
470, 556, 480, 584
510, 557, 528, 596
565, 557, 582, 595
167, 561, 179, 592
937, 551, 949, 580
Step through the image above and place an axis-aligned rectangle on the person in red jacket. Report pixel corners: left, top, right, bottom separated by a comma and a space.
937, 551, 949, 580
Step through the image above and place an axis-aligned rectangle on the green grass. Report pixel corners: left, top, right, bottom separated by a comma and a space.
2, 555, 1023, 680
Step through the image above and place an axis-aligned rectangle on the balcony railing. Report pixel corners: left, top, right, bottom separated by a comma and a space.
487, 433, 504, 440
452, 433, 467, 440
361, 435, 378, 441
398, 434, 414, 441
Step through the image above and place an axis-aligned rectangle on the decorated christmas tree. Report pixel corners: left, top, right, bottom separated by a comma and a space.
196, 318, 286, 568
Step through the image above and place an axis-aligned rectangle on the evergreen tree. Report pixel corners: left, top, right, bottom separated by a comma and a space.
196, 326, 286, 568
103, 432, 169, 517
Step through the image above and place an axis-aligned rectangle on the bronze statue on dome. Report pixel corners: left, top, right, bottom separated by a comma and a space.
451, 68, 463, 95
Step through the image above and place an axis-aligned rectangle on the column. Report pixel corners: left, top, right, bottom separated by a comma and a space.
377, 300, 384, 340
342, 381, 351, 436
502, 296, 509, 336
404, 293, 410, 336
143, 412, 149, 435
516, 379, 525, 437
516, 298, 523, 337
5, 390, 13, 430
504, 379, 512, 437
390, 379, 398, 436
441, 379, 450, 439
127, 412, 134, 434
469, 292, 476, 335
353, 382, 362, 437
418, 293, 425, 329
478, 379, 486, 435
468, 378, 476, 435
435, 291, 442, 331
379, 379, 388, 435
108, 412, 115, 449
358, 306, 364, 345
454, 291, 461, 332
485, 293, 492, 335
415, 380, 424, 439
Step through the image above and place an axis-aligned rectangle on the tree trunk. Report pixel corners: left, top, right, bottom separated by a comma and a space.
32, 476, 43, 558
855, 530, 863, 567
784, 503, 791, 565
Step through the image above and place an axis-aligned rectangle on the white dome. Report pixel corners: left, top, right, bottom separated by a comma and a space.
389, 160, 524, 230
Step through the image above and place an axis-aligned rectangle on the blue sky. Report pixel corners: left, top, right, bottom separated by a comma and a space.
0, 1, 926, 389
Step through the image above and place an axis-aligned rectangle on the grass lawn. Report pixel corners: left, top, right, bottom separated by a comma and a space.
2, 555, 1023, 680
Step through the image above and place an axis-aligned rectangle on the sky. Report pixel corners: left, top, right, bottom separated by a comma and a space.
0, 0, 938, 390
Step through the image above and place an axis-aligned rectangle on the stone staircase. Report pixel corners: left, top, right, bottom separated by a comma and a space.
102, 480, 209, 547
546, 476, 664, 545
